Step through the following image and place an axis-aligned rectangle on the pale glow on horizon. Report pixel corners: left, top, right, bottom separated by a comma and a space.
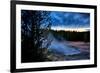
51, 26, 90, 32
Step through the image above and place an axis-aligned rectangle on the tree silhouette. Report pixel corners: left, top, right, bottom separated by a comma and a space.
21, 10, 51, 62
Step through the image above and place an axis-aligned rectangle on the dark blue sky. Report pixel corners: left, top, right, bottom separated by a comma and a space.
50, 11, 90, 29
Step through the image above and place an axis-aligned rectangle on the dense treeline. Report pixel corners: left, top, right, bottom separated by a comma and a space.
51, 30, 90, 42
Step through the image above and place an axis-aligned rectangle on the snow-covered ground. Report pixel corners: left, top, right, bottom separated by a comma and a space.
48, 39, 81, 55
42, 32, 90, 61
44, 33, 81, 56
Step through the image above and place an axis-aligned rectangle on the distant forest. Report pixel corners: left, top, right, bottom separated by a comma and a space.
51, 30, 90, 42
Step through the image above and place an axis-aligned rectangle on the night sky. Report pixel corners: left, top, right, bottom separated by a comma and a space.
49, 11, 90, 30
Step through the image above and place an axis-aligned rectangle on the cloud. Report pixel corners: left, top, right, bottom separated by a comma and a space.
50, 11, 90, 28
